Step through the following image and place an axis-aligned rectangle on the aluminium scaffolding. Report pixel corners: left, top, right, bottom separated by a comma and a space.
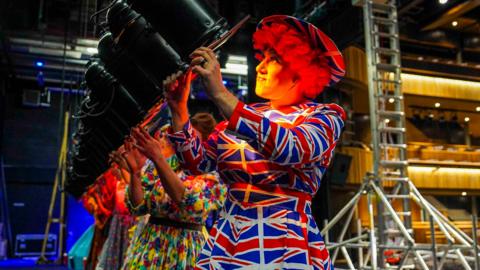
322, 1, 479, 269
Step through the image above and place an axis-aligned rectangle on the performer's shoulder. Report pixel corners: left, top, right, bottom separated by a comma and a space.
310, 103, 346, 120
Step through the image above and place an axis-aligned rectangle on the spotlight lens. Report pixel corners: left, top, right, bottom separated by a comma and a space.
452, 21, 458, 27
439, 0, 448, 4
388, 98, 395, 103
465, 117, 470, 122
435, 102, 440, 108
461, 191, 467, 196
35, 61, 44, 67
476, 106, 480, 112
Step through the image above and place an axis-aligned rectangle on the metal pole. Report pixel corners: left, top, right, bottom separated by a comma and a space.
358, 219, 364, 269
472, 214, 479, 270
321, 183, 365, 235
364, 248, 371, 267
368, 192, 378, 270
430, 215, 438, 270
438, 244, 453, 270
410, 182, 455, 243
370, 181, 415, 244
324, 219, 330, 245
396, 247, 411, 270
328, 234, 368, 250
332, 201, 358, 262
426, 198, 473, 245
455, 248, 472, 270
341, 246, 355, 270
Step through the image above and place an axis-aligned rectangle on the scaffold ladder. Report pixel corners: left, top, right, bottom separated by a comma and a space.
363, 0, 412, 264
320, 1, 478, 270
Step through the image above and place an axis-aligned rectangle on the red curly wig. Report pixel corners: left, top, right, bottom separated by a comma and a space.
253, 21, 331, 99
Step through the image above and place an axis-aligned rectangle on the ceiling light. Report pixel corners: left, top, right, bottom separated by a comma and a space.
476, 106, 480, 112
438, 0, 448, 4
429, 113, 434, 118
384, 119, 390, 124
86, 47, 98, 54
452, 21, 458, 27
417, 56, 424, 61
464, 117, 470, 122
461, 191, 467, 196
388, 98, 395, 103
434, 102, 440, 108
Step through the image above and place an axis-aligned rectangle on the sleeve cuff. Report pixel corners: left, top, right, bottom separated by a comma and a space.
226, 101, 246, 132
125, 185, 147, 215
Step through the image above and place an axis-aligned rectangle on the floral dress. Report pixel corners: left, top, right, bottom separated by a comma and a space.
122, 159, 227, 270
169, 101, 345, 270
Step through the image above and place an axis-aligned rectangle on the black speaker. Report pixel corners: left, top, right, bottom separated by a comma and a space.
327, 153, 352, 186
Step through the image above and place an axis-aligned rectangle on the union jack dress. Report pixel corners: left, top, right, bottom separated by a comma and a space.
168, 101, 345, 269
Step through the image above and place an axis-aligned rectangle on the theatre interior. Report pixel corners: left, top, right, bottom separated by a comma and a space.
0, 0, 479, 269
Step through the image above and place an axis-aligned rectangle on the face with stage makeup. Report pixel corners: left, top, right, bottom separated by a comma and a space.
255, 50, 300, 105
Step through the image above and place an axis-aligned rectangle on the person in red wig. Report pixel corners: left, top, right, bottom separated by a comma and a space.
166, 15, 346, 269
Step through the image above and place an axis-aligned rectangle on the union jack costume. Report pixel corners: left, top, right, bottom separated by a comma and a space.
168, 101, 345, 269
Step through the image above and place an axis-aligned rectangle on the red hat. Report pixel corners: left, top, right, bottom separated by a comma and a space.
255, 15, 345, 86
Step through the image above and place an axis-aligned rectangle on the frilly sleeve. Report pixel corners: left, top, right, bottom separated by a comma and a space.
177, 173, 227, 221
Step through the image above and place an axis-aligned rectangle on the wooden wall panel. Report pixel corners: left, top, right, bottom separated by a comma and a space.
338, 147, 480, 190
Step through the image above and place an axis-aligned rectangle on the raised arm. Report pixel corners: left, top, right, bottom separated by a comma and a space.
227, 102, 345, 166
109, 142, 146, 212
168, 121, 221, 175
131, 127, 185, 204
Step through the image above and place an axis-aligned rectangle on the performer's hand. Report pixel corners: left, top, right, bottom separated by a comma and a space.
190, 47, 238, 118
120, 138, 146, 174
163, 70, 192, 110
190, 47, 225, 99
131, 127, 165, 164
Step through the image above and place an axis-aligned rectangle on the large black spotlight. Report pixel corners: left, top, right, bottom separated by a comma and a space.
97, 32, 162, 109
106, 2, 188, 87
106, 0, 246, 88
84, 60, 145, 123
128, 0, 228, 58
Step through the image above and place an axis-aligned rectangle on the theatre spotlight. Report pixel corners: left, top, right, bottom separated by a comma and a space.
84, 60, 144, 118
106, 0, 247, 88
67, 60, 150, 196
97, 32, 162, 109
106, 2, 188, 88
128, 0, 229, 58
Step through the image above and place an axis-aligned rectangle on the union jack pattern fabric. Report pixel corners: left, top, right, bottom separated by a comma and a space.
168, 101, 345, 269
257, 15, 346, 86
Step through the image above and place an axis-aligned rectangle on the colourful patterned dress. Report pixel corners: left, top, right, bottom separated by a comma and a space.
122, 159, 227, 270
168, 101, 345, 269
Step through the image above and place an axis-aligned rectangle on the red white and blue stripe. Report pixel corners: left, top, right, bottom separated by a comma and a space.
169, 101, 345, 269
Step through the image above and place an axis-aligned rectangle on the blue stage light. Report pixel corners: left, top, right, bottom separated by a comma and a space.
35, 61, 44, 67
